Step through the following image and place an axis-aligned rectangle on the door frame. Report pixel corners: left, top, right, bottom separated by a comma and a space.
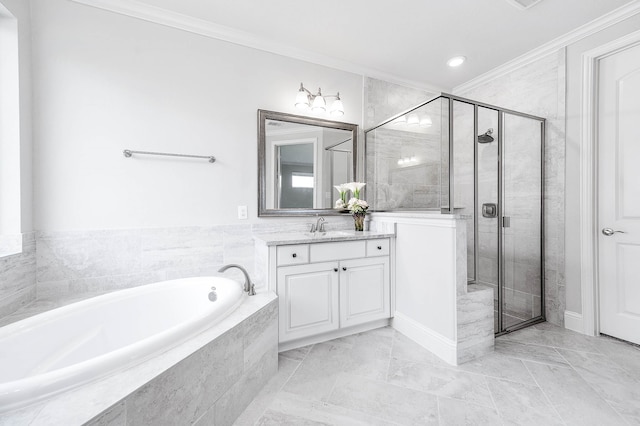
580, 29, 640, 336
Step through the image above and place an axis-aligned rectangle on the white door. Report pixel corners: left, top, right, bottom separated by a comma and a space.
277, 261, 339, 342
339, 257, 390, 328
598, 42, 640, 345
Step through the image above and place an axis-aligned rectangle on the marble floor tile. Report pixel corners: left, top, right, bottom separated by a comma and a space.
387, 358, 494, 408
557, 348, 640, 419
327, 373, 439, 425
494, 339, 569, 367
523, 360, 625, 425
390, 331, 449, 367
502, 327, 603, 353
279, 345, 313, 362
437, 397, 501, 426
258, 392, 396, 426
458, 352, 536, 386
235, 323, 640, 426
486, 377, 564, 425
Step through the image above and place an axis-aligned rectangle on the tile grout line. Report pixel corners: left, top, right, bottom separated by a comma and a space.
521, 358, 568, 425
558, 349, 630, 424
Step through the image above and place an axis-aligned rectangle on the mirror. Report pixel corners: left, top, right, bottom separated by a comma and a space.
258, 110, 358, 216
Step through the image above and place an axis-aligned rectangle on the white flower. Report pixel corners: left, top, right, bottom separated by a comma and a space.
344, 182, 366, 199
334, 184, 348, 194
334, 199, 346, 209
347, 197, 369, 213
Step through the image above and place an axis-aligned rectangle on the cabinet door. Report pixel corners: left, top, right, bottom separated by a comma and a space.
339, 257, 390, 328
277, 262, 339, 343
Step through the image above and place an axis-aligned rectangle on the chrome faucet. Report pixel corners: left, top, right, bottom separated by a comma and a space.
218, 264, 256, 296
310, 216, 326, 233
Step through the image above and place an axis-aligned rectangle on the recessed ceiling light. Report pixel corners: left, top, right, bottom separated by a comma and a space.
447, 56, 466, 67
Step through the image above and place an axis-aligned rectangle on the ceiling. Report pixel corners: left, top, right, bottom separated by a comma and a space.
128, 0, 634, 89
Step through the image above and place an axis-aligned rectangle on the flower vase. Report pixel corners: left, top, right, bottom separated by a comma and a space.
353, 213, 365, 231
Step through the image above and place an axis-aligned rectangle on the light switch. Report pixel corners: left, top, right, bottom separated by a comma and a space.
237, 205, 248, 220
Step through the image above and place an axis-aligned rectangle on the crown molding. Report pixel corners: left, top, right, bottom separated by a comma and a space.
453, 0, 640, 94
69, 0, 446, 94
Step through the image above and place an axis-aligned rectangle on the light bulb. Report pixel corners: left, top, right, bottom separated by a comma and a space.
330, 97, 344, 117
311, 89, 326, 113
295, 90, 309, 109
397, 159, 404, 165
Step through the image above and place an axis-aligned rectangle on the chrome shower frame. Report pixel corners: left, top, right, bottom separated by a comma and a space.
364, 93, 546, 335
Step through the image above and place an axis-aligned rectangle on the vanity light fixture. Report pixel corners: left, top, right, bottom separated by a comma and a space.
295, 83, 344, 116
447, 56, 466, 67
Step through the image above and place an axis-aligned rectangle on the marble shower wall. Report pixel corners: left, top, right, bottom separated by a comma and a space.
455, 50, 566, 326
363, 78, 437, 129
34, 218, 353, 305
366, 128, 443, 210
0, 233, 36, 317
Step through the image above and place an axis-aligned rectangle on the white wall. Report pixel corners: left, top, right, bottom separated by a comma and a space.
564, 13, 640, 314
31, 0, 363, 232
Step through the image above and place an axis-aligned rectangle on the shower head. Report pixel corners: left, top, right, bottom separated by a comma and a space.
478, 128, 494, 144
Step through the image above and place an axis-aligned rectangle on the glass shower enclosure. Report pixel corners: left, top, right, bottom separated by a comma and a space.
364, 93, 545, 334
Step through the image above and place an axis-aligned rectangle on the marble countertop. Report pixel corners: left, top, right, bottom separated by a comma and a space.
253, 230, 395, 246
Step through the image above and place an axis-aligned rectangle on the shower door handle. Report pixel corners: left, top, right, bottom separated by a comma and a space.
502, 216, 511, 228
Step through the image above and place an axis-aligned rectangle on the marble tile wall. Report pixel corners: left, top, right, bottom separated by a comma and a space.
85, 299, 278, 426
363, 77, 437, 129
366, 128, 443, 210
455, 50, 566, 326
32, 218, 353, 308
0, 233, 36, 318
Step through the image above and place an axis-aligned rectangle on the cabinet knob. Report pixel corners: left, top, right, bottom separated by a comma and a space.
342, 267, 347, 271
333, 268, 338, 272
377, 246, 382, 250
292, 253, 297, 258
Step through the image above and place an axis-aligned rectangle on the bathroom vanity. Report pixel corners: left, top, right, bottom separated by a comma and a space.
254, 231, 394, 351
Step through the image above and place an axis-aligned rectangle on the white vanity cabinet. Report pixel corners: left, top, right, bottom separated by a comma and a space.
255, 233, 392, 348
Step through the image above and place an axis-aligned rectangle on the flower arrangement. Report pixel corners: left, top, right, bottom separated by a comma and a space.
334, 182, 368, 231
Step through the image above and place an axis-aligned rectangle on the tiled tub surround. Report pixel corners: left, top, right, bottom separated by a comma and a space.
0, 276, 245, 411
0, 233, 36, 319
0, 292, 278, 426
0, 218, 353, 326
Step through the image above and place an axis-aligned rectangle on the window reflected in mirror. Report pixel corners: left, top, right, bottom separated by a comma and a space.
259, 110, 357, 216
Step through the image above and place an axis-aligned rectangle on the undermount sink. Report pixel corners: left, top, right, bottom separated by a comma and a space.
301, 230, 354, 238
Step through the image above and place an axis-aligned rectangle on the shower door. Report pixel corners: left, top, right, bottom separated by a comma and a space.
472, 106, 544, 333
501, 113, 544, 330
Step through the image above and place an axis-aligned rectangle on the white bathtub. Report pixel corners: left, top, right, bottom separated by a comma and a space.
0, 276, 245, 412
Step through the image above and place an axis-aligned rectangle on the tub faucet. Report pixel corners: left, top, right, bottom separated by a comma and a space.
218, 264, 256, 296
310, 216, 326, 233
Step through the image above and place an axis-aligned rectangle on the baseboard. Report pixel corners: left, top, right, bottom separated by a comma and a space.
564, 310, 584, 333
392, 312, 457, 365
278, 318, 391, 352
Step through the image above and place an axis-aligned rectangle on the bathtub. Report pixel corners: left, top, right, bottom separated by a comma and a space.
0, 276, 246, 413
